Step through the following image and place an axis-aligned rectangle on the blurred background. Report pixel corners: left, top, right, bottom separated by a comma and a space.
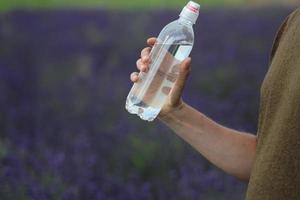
0, 0, 298, 199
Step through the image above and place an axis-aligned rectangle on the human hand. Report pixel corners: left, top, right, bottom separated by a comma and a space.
130, 37, 192, 118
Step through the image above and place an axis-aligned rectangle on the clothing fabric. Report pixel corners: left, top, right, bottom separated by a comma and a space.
246, 7, 300, 200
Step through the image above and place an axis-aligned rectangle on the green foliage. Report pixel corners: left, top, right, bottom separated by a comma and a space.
0, 0, 246, 11
100, 0, 245, 9
198, 65, 239, 99
1, 184, 28, 200
41, 173, 66, 200
0, 140, 7, 159
129, 136, 159, 173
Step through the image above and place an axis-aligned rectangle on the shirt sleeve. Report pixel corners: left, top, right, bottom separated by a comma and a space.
269, 15, 290, 64
269, 7, 300, 64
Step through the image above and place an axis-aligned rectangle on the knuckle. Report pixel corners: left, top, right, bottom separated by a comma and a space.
141, 64, 147, 71
136, 59, 141, 66
141, 47, 147, 53
142, 47, 150, 54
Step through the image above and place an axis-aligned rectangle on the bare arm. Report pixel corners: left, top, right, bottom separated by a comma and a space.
159, 103, 257, 181
130, 37, 257, 181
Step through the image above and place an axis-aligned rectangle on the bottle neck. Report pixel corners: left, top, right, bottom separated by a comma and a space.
178, 17, 193, 26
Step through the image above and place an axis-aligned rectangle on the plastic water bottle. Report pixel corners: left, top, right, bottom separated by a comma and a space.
126, 1, 200, 121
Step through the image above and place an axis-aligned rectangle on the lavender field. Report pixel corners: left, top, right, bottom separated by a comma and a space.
0, 8, 293, 199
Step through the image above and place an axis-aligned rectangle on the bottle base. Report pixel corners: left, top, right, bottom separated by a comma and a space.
126, 98, 160, 122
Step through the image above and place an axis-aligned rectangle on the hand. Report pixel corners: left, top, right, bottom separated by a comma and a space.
130, 37, 192, 118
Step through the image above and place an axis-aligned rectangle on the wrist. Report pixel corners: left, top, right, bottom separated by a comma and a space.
158, 101, 187, 122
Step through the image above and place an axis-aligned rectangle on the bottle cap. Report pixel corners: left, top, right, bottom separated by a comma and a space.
179, 1, 200, 24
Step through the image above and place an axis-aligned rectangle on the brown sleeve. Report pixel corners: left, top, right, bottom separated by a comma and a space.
270, 7, 300, 63
269, 15, 290, 64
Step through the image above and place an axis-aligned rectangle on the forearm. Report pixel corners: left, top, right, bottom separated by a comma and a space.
159, 102, 257, 181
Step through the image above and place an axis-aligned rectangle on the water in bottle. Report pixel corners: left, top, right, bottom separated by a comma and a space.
126, 1, 200, 121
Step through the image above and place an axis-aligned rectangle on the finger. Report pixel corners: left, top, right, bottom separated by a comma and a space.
147, 37, 157, 47
130, 72, 139, 82
162, 86, 172, 95
136, 59, 148, 72
170, 57, 192, 104
140, 47, 151, 63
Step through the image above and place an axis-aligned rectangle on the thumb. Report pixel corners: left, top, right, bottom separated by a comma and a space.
169, 57, 192, 105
